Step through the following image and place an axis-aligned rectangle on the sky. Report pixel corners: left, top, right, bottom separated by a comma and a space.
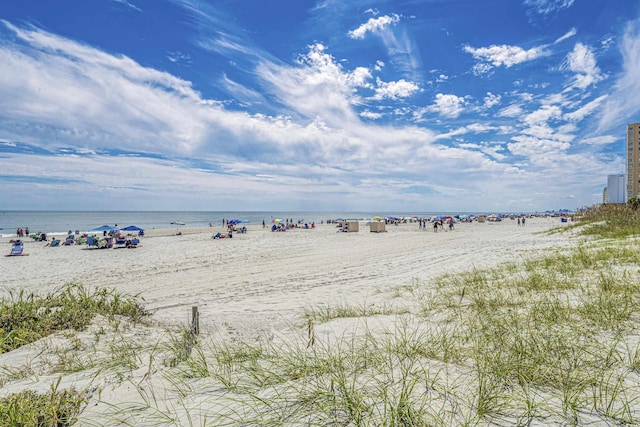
1, 0, 639, 213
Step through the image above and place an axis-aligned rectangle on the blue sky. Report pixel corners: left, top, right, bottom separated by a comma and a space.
1, 0, 639, 212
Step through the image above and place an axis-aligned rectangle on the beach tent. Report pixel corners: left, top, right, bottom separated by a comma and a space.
228, 219, 248, 225
121, 225, 144, 232
90, 225, 118, 232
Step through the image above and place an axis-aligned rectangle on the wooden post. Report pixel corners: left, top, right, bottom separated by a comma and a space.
191, 306, 200, 335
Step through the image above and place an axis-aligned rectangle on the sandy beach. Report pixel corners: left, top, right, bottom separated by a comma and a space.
1, 218, 574, 338
0, 217, 582, 424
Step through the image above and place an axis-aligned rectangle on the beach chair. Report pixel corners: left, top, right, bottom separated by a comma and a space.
6, 241, 25, 256
49, 239, 60, 247
86, 236, 98, 247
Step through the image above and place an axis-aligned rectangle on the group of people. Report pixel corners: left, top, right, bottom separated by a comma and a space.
15, 227, 30, 238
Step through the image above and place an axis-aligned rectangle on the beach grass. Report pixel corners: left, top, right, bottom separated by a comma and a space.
0, 284, 149, 425
0, 283, 149, 354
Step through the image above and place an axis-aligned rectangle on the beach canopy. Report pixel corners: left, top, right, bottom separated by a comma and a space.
121, 225, 144, 232
90, 225, 118, 232
228, 219, 248, 225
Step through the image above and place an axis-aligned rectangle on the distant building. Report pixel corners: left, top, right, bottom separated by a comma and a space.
607, 174, 625, 204
627, 122, 640, 200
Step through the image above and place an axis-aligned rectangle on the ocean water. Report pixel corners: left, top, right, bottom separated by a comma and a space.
0, 210, 459, 237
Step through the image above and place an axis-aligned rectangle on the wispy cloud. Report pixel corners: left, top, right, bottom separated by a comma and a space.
348, 14, 400, 39
524, 0, 574, 16
597, 17, 640, 132
113, 0, 142, 12
561, 43, 604, 90
554, 28, 577, 44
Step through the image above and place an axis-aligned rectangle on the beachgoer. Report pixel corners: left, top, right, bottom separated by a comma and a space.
433, 221, 438, 232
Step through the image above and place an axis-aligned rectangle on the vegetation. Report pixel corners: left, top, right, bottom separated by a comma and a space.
0, 284, 149, 425
0, 379, 86, 427
577, 202, 640, 238
0, 283, 149, 354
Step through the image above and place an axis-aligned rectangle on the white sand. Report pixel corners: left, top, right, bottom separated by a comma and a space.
1, 218, 575, 337
0, 217, 579, 423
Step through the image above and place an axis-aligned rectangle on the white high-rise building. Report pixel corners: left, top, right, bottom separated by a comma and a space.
607, 174, 625, 204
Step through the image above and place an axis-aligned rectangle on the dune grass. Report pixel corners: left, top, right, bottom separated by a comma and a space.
0, 284, 149, 426
0, 283, 149, 354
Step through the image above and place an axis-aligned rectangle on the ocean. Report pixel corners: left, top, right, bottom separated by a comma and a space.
0, 210, 462, 237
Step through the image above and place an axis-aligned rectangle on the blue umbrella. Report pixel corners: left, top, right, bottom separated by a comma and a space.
121, 225, 144, 232
228, 219, 242, 225
90, 225, 118, 232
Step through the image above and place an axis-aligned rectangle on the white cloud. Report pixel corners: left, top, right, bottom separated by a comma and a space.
113, 0, 142, 12
360, 110, 383, 120
581, 135, 617, 145
483, 92, 501, 109
523, 105, 563, 126
464, 43, 548, 69
598, 18, 640, 131
562, 43, 604, 90
563, 95, 607, 122
348, 14, 400, 39
498, 104, 523, 117
429, 94, 467, 118
372, 78, 420, 100
554, 28, 577, 44
524, 0, 575, 16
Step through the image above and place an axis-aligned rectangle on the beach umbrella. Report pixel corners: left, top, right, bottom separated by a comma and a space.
372, 216, 383, 221
171, 221, 185, 234
228, 219, 244, 225
121, 225, 144, 232
90, 225, 118, 232
272, 218, 282, 223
